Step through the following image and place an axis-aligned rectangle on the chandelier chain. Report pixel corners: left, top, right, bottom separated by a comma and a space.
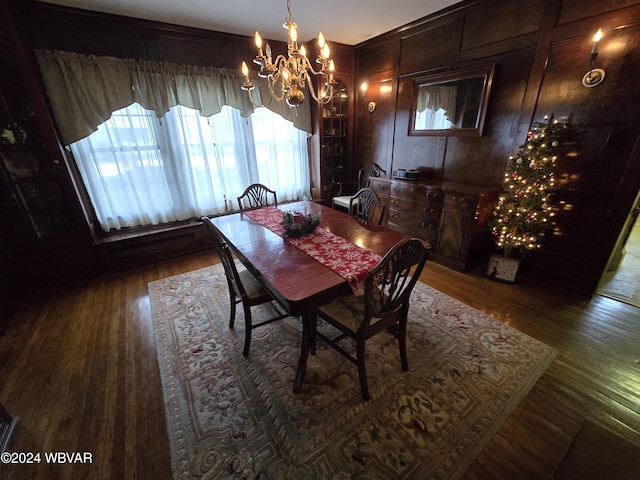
286, 0, 294, 26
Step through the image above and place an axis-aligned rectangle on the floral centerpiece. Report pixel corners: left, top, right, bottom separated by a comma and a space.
281, 211, 321, 237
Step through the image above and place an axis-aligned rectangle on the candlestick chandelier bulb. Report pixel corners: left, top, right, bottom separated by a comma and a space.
240, 0, 336, 108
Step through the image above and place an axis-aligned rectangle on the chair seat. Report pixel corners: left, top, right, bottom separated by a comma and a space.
317, 293, 384, 332
332, 195, 352, 209
237, 267, 269, 300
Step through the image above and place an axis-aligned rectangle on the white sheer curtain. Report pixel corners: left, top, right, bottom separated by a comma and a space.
70, 104, 309, 231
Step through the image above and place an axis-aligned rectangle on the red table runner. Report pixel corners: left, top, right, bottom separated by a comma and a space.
244, 207, 382, 296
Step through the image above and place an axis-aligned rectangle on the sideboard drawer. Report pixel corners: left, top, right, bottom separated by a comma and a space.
388, 210, 439, 237
369, 178, 390, 197
390, 182, 427, 200
425, 186, 444, 204
444, 192, 477, 210
422, 204, 441, 219
389, 196, 423, 213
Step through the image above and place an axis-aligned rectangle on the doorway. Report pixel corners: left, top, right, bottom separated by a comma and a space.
597, 195, 640, 307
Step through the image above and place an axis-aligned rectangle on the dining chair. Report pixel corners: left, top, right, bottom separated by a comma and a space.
348, 187, 386, 225
237, 183, 278, 211
201, 216, 289, 356
309, 237, 429, 401
332, 162, 386, 211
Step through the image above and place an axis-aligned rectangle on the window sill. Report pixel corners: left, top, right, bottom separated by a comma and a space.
92, 218, 205, 245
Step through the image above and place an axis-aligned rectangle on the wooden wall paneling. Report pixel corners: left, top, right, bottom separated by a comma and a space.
398, 22, 454, 74
442, 49, 536, 185
151, 30, 257, 69
460, 0, 545, 50
458, 32, 539, 64
94, 223, 212, 273
496, 0, 562, 154
391, 73, 448, 175
327, 41, 356, 86
354, 71, 396, 174
356, 38, 399, 77
355, 36, 401, 179
388, 0, 546, 186
308, 101, 322, 197
19, 2, 150, 59
558, 0, 640, 25
22, 1, 264, 71
531, 19, 640, 292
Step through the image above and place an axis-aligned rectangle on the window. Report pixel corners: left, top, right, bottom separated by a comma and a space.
70, 104, 310, 231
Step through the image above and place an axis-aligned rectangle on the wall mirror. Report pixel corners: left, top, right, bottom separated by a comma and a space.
409, 64, 495, 137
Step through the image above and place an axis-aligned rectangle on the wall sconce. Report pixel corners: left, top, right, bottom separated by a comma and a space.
582, 28, 605, 87
360, 82, 376, 112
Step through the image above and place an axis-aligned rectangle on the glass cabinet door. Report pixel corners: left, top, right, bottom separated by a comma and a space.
320, 80, 349, 201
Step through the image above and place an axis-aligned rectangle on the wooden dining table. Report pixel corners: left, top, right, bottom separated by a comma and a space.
209, 200, 408, 393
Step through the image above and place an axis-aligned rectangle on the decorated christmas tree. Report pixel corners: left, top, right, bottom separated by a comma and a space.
489, 115, 569, 257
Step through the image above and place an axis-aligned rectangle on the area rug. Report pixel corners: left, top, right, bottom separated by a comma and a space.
149, 264, 557, 480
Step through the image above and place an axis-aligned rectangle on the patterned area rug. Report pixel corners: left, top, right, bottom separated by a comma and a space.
149, 264, 557, 479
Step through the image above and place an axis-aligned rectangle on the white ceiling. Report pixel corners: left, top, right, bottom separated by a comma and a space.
37, 0, 461, 46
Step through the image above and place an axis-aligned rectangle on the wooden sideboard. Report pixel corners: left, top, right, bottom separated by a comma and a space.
370, 178, 498, 272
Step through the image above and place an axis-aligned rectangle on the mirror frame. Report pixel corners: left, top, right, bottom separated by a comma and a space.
409, 64, 495, 137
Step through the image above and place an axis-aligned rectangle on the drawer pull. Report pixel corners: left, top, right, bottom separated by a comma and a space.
421, 222, 435, 229
391, 200, 399, 207
390, 214, 398, 220
453, 196, 464, 204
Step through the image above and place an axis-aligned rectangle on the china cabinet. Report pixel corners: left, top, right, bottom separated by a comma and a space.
0, 57, 75, 244
0, 1, 96, 306
318, 79, 350, 203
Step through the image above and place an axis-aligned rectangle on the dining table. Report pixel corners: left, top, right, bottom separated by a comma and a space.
209, 200, 409, 393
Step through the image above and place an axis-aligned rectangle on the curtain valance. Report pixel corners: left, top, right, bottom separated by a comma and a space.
35, 50, 312, 145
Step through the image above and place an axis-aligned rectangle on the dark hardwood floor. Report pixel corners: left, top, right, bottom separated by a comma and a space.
0, 250, 638, 479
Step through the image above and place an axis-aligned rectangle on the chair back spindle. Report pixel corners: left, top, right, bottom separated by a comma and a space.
237, 184, 278, 211
349, 187, 386, 225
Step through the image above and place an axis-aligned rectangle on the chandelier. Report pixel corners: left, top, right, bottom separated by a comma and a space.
240, 0, 336, 108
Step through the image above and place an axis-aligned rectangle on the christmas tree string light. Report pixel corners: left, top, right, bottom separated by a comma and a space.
489, 115, 569, 257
